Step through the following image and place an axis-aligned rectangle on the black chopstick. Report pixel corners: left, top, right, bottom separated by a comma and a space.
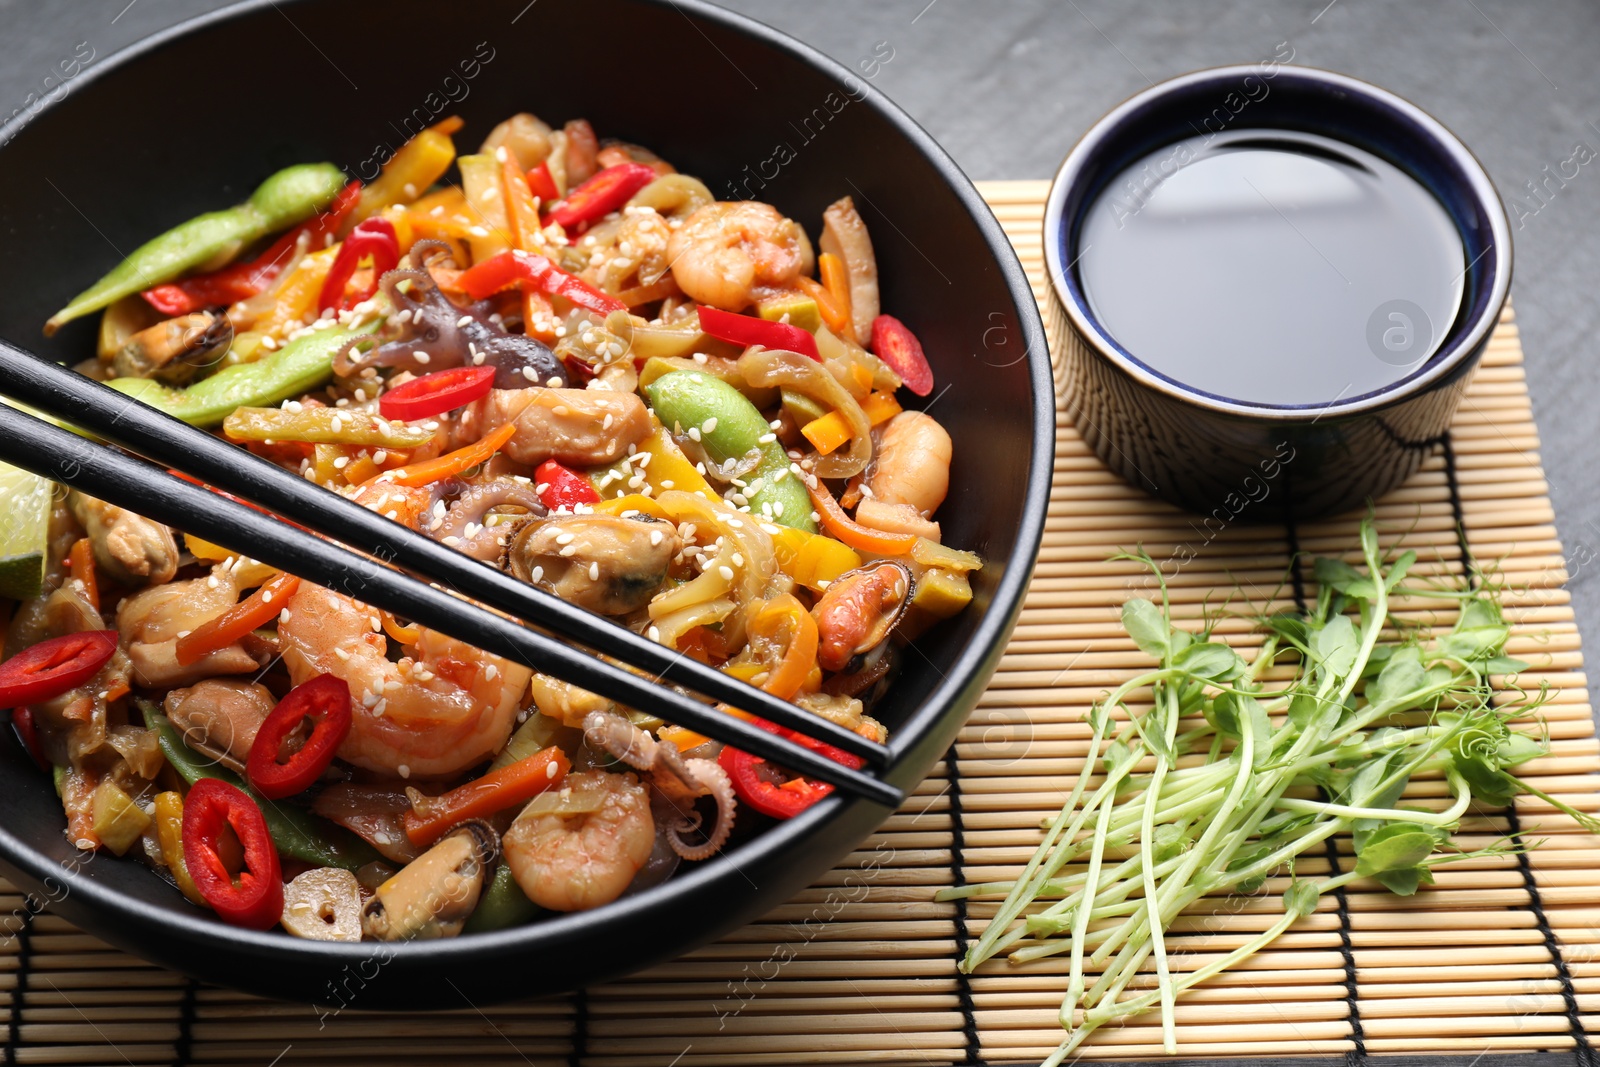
0, 400, 902, 808
0, 343, 888, 768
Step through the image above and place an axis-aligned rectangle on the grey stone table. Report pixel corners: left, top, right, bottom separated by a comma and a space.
3, 0, 1598, 642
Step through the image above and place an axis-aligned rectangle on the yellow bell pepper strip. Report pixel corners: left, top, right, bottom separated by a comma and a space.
377, 420, 517, 487
770, 526, 863, 593
104, 322, 371, 428
634, 425, 718, 501
457, 152, 515, 262
644, 370, 815, 531
800, 410, 853, 456
46, 163, 349, 334
591, 494, 673, 521
353, 122, 460, 223
807, 477, 919, 555
153, 791, 207, 906
249, 246, 338, 338
860, 389, 903, 427
92, 778, 151, 856
223, 406, 437, 448
402, 746, 571, 848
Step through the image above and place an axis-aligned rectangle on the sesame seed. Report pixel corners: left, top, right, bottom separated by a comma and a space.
398, 764, 410, 778
588, 562, 600, 581
457, 315, 473, 327
702, 417, 718, 434
719, 565, 735, 580
648, 625, 660, 641
649, 530, 663, 546
758, 433, 777, 444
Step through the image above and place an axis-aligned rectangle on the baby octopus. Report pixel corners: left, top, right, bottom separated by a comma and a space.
582, 709, 736, 862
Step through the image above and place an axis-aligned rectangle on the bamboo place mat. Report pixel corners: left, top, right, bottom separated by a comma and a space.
3, 181, 1597, 1067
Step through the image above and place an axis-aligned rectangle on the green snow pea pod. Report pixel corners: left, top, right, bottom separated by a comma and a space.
141, 701, 381, 872
46, 162, 348, 334
462, 864, 544, 933
644, 369, 815, 531
105, 321, 372, 428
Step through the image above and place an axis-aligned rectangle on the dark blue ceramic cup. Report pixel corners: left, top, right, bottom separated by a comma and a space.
1045, 65, 1511, 521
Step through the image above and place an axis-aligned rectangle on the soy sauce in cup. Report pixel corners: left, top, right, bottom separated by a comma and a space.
1077, 129, 1465, 406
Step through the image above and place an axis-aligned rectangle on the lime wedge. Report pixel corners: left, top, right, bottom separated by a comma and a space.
0, 461, 52, 601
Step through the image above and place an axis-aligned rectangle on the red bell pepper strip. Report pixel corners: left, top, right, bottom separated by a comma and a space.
457, 249, 625, 316
142, 181, 361, 315
545, 163, 658, 230
181, 778, 284, 929
379, 366, 496, 422
535, 459, 601, 509
870, 314, 933, 397
246, 674, 353, 800
12, 708, 46, 771
317, 217, 400, 314
697, 306, 820, 362
525, 162, 560, 203
716, 717, 865, 820
0, 631, 118, 709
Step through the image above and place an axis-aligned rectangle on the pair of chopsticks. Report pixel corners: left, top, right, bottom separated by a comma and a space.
0, 343, 902, 808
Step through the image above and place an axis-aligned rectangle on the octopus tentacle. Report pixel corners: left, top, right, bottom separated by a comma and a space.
667, 758, 735, 861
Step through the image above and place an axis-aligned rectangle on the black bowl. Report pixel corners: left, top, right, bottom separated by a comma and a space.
0, 0, 1052, 1005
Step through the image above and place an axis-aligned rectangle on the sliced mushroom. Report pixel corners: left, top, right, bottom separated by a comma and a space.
505, 513, 679, 616
361, 819, 499, 941
281, 868, 363, 942
811, 560, 914, 673
820, 196, 880, 345
163, 679, 275, 774
112, 311, 233, 385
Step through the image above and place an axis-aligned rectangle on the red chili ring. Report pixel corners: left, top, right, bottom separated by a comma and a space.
246, 673, 353, 800
181, 778, 284, 930
379, 365, 497, 422
0, 630, 118, 709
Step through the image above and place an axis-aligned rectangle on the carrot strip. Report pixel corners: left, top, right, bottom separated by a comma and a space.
807, 478, 920, 556
175, 572, 301, 666
380, 421, 518, 488
797, 275, 851, 337
801, 411, 853, 456
403, 746, 571, 847
819, 254, 854, 335
68, 538, 98, 613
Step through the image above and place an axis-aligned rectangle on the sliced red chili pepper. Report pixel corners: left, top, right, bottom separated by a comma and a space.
12, 707, 46, 771
181, 778, 283, 929
246, 674, 352, 800
317, 217, 400, 314
379, 366, 496, 422
0, 631, 118, 709
143, 181, 362, 315
870, 314, 934, 397
458, 249, 625, 316
535, 459, 601, 510
525, 162, 560, 203
697, 306, 820, 362
545, 163, 658, 230
716, 717, 864, 820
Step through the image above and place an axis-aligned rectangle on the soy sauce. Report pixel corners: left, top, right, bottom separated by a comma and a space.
1077, 130, 1465, 407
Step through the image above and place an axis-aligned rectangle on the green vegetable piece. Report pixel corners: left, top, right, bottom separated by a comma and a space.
46, 163, 348, 333
644, 370, 814, 532
463, 864, 544, 933
779, 387, 828, 427
757, 292, 822, 334
141, 701, 379, 871
106, 323, 370, 428
490, 711, 568, 772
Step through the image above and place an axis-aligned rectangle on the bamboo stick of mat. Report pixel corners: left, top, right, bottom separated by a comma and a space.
1, 181, 1596, 1066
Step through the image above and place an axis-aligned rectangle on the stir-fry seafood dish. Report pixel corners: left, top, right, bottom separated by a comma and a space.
0, 111, 982, 939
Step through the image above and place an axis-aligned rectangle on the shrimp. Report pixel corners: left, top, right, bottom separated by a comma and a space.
458, 387, 650, 468
117, 564, 269, 688
276, 583, 532, 779
667, 201, 812, 311
583, 710, 736, 861
502, 769, 655, 911
858, 411, 952, 542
